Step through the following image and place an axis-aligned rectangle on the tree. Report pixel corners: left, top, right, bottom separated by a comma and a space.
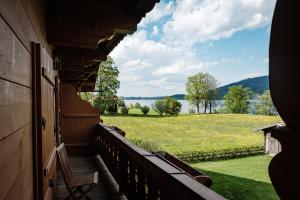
203, 74, 218, 114
134, 102, 142, 109
255, 90, 277, 115
79, 92, 95, 104
152, 100, 167, 116
224, 85, 252, 113
185, 73, 218, 114
164, 96, 182, 115
93, 56, 120, 114
141, 106, 150, 115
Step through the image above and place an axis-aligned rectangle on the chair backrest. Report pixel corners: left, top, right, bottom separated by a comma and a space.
56, 143, 74, 191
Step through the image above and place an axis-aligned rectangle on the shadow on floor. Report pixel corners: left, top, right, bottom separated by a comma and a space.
56, 156, 127, 200
197, 169, 279, 200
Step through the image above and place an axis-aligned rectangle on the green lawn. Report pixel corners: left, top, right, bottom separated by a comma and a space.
192, 155, 279, 200
102, 114, 281, 155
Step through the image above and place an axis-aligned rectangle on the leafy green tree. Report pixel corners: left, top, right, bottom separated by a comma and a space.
141, 106, 150, 115
224, 85, 252, 113
134, 102, 142, 109
79, 92, 95, 104
185, 73, 218, 114
164, 96, 182, 115
118, 98, 126, 108
203, 74, 218, 114
118, 106, 129, 115
255, 90, 277, 115
93, 56, 120, 114
152, 100, 167, 116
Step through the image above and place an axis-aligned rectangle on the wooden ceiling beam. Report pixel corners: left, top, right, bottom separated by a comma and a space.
47, 1, 139, 48
58, 46, 106, 71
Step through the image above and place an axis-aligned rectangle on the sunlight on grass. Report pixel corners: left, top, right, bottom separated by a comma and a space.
102, 114, 281, 155
192, 155, 279, 200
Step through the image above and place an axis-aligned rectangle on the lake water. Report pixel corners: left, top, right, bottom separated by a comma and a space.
124, 99, 259, 114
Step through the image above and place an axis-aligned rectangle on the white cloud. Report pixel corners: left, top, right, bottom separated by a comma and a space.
110, 0, 276, 96
162, 0, 276, 46
151, 26, 159, 36
110, 30, 218, 96
139, 1, 175, 27
263, 57, 269, 63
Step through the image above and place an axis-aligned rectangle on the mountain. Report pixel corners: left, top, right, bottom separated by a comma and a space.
216, 75, 269, 99
123, 76, 269, 100
123, 94, 185, 100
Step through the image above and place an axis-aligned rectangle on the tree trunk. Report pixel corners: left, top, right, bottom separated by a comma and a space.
209, 102, 212, 114
196, 104, 200, 114
204, 101, 207, 114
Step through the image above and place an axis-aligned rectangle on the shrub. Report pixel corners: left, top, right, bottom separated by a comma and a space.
164, 97, 182, 115
134, 102, 142, 109
152, 100, 167, 116
188, 107, 196, 114
118, 106, 128, 115
131, 138, 163, 152
128, 103, 134, 109
118, 98, 126, 107
108, 104, 118, 114
141, 106, 150, 115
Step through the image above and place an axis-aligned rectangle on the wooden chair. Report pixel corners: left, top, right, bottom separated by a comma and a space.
56, 143, 98, 200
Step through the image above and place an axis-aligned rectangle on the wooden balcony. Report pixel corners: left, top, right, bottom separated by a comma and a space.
94, 123, 225, 200
56, 155, 126, 200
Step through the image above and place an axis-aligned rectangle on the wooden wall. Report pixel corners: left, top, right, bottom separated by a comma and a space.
0, 0, 52, 199
60, 84, 100, 155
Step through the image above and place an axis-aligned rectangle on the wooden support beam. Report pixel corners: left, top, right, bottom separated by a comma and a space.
268, 0, 300, 199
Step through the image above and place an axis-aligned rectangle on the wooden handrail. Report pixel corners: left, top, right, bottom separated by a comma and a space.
96, 123, 226, 200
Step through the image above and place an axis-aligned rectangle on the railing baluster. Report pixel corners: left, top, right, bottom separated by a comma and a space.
96, 123, 225, 200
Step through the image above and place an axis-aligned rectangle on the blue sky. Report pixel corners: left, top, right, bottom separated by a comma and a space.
110, 0, 276, 97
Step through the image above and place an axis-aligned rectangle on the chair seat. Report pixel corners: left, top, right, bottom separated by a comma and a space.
71, 172, 98, 188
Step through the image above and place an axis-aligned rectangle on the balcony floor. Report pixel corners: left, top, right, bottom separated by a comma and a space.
56, 155, 127, 200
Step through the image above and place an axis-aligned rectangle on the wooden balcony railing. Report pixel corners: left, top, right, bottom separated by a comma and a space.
96, 123, 226, 200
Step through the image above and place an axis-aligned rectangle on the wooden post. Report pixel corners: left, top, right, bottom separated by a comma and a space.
269, 0, 300, 199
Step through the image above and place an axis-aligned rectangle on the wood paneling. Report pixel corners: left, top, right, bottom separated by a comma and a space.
0, 0, 38, 51
0, 0, 52, 54
0, 124, 33, 200
61, 84, 100, 154
0, 79, 31, 141
0, 17, 32, 87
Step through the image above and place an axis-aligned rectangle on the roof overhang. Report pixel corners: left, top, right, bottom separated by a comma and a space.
47, 0, 159, 91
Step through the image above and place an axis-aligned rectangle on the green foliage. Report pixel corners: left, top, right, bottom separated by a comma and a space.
176, 146, 264, 163
185, 73, 218, 114
141, 106, 150, 115
93, 56, 120, 114
134, 102, 142, 109
224, 85, 252, 113
118, 106, 129, 115
255, 90, 277, 115
79, 92, 95, 104
118, 98, 126, 108
130, 138, 163, 152
152, 100, 167, 116
164, 96, 182, 115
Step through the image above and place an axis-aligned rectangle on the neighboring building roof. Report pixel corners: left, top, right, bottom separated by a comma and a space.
254, 122, 285, 133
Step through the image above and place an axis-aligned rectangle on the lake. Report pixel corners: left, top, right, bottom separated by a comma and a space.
124, 99, 259, 114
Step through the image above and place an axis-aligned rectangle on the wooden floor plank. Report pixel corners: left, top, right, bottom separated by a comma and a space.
56, 155, 127, 200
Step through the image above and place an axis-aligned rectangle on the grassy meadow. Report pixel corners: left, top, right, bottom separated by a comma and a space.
193, 155, 279, 200
102, 113, 281, 156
